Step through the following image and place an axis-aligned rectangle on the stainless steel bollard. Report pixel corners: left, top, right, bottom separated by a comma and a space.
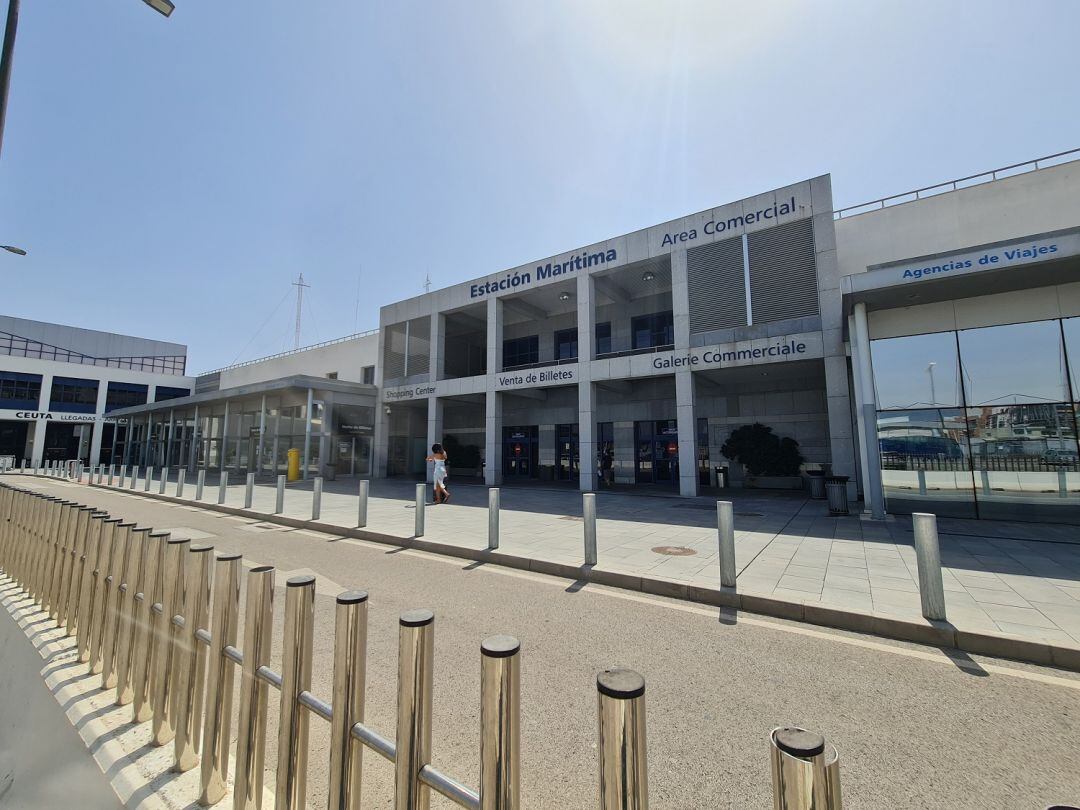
329, 591, 368, 810
96, 466, 103, 485
131, 530, 167, 721
395, 609, 435, 810
244, 472, 254, 509
76, 511, 108, 662
912, 513, 947, 621
119, 466, 127, 488
415, 483, 425, 537
275, 474, 286, 514
113, 524, 144, 698
717, 501, 737, 589
173, 544, 214, 773
234, 565, 275, 810
769, 726, 842, 810
312, 477, 322, 520
108, 464, 115, 486
199, 553, 242, 806
480, 635, 520, 810
151, 536, 189, 745
357, 479, 369, 528
177, 468, 186, 498
94, 519, 124, 680
583, 493, 597, 566
196, 469, 206, 501
145, 466, 153, 492
218, 470, 229, 505
597, 668, 648, 810
130, 466, 139, 490
159, 468, 168, 495
488, 488, 500, 550
277, 575, 315, 809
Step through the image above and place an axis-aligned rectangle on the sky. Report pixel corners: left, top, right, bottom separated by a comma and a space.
1, 0, 1078, 375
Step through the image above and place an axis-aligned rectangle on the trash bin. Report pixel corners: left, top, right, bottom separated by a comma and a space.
825, 476, 849, 515
807, 470, 826, 499
714, 465, 728, 488
321, 463, 337, 482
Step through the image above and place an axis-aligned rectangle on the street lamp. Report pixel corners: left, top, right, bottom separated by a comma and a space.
1, 244, 26, 255
142, 0, 175, 17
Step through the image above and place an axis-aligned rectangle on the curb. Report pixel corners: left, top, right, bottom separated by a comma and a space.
16, 473, 1080, 674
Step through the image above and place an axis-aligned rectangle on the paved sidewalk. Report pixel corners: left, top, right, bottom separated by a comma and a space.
48, 470, 1080, 647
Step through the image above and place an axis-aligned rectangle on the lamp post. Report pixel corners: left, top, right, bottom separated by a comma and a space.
0, 0, 174, 162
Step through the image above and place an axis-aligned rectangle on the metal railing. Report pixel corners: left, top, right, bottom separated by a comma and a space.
0, 470, 849, 808
833, 147, 1080, 220
196, 328, 380, 377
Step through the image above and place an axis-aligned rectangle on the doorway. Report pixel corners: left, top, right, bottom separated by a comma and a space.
556, 423, 579, 482
503, 426, 538, 479
635, 420, 679, 485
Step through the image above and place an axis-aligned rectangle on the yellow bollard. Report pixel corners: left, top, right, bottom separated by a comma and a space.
287, 448, 301, 482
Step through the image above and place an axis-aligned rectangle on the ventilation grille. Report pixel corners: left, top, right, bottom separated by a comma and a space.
747, 218, 819, 323
687, 236, 746, 333
383, 323, 406, 381
407, 317, 431, 376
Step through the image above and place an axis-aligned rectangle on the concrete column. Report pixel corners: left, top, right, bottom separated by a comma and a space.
852, 302, 886, 519
87, 375, 106, 467
430, 312, 445, 382
425, 397, 444, 483
189, 404, 200, 472
671, 249, 691, 351
256, 395, 267, 475
142, 413, 152, 468
577, 272, 596, 491
849, 315, 872, 511
220, 399, 230, 472
487, 296, 503, 376
164, 409, 176, 469
484, 391, 502, 486
28, 416, 46, 468
675, 371, 698, 497
302, 388, 313, 481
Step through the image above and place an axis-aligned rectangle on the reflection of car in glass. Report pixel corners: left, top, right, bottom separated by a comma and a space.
879, 435, 965, 469
1042, 449, 1079, 466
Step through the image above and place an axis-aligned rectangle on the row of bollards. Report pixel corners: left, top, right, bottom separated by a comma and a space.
18, 462, 951, 624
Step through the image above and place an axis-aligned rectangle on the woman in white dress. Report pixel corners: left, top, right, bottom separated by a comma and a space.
426, 443, 450, 504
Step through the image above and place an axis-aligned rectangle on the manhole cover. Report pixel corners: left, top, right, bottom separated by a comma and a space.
652, 545, 697, 556
559, 515, 584, 522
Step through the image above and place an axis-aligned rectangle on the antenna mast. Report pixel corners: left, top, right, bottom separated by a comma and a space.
292, 273, 310, 349
423, 272, 431, 293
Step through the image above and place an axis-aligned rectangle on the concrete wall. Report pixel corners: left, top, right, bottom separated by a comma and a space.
218, 332, 379, 389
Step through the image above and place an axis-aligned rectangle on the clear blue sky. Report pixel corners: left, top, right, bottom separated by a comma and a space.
1, 0, 1078, 374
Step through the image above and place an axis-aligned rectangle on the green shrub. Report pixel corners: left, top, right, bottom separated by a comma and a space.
720, 423, 804, 476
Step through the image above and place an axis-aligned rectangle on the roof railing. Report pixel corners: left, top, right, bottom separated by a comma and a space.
833, 147, 1080, 220
197, 328, 379, 377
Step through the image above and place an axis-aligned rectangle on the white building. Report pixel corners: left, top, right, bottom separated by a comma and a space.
0, 316, 194, 467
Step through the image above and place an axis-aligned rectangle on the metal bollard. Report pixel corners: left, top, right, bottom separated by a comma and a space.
196, 469, 206, 501
96, 466, 103, 485
199, 553, 242, 806
275, 474, 286, 514
312, 477, 322, 520
76, 511, 108, 662
130, 466, 139, 490
108, 464, 115, 486
912, 513, 947, 621
177, 468, 186, 498
151, 536, 189, 745
769, 726, 842, 810
131, 530, 167, 721
143, 466, 152, 491
717, 501, 737, 589
112, 524, 144, 697
277, 575, 316, 809
480, 635, 520, 810
329, 591, 368, 810
597, 668, 648, 810
218, 470, 229, 505
488, 488, 500, 550
94, 519, 125, 680
234, 565, 275, 810
159, 468, 168, 495
395, 609, 435, 810
173, 544, 214, 772
244, 472, 254, 509
415, 483, 426, 537
357, 479, 369, 528
119, 466, 127, 488
583, 493, 597, 566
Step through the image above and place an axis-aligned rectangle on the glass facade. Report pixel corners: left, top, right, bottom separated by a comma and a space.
49, 377, 99, 414
105, 381, 148, 412
0, 371, 42, 409
871, 318, 1080, 522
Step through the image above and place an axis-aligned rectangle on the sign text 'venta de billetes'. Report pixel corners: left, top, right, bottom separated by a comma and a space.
470, 248, 617, 299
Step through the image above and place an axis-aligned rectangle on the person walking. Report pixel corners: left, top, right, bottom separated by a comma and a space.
426, 442, 450, 504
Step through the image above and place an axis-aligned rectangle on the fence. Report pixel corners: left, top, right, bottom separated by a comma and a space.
0, 476, 845, 809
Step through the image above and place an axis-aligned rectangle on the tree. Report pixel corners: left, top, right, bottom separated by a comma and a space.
720, 423, 804, 476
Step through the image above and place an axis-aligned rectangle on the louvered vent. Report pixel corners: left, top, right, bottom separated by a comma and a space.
407, 316, 431, 375
747, 218, 819, 323
383, 322, 406, 381
687, 235, 746, 334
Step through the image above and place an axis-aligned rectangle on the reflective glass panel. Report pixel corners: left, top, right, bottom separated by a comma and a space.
1062, 317, 1080, 401
957, 320, 1068, 406
870, 332, 962, 409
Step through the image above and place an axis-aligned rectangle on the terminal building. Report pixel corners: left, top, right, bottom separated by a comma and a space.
376, 151, 1080, 523
0, 316, 193, 467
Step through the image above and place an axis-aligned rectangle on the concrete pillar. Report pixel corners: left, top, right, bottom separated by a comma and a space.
852, 302, 886, 519
164, 409, 176, 469
675, 371, 698, 497
425, 397, 444, 484
88, 375, 106, 467
189, 404, 200, 472
220, 399, 230, 472
671, 249, 691, 351
430, 312, 445, 382
302, 388, 313, 481
849, 315, 872, 511
256, 395, 267, 475
484, 391, 502, 486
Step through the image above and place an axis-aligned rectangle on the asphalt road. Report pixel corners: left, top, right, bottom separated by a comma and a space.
10, 477, 1080, 809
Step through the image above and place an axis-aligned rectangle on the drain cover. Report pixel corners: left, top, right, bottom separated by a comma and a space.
652, 545, 697, 556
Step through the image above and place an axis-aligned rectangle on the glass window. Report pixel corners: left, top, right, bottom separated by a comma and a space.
0, 371, 42, 408
595, 322, 612, 355
362, 366, 375, 385
870, 331, 961, 409
503, 335, 539, 369
958, 320, 1068, 405
554, 328, 578, 361
49, 377, 99, 414
105, 382, 148, 412
1062, 317, 1080, 401
155, 386, 192, 402
631, 311, 674, 350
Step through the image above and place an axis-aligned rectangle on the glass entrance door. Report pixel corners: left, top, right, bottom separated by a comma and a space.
556, 424, 579, 482
503, 426, 538, 479
635, 420, 679, 485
